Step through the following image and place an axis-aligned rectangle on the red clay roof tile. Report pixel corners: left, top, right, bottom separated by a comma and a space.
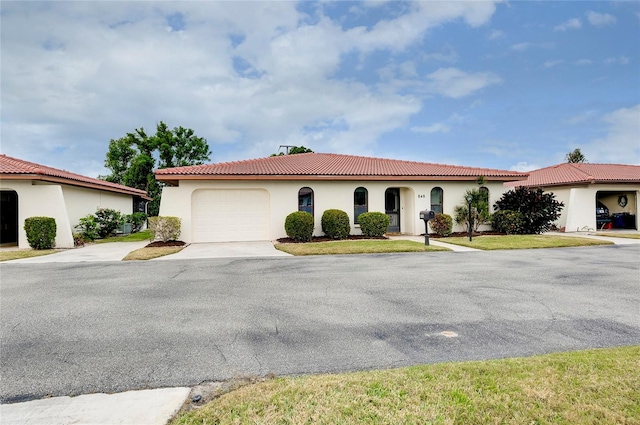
0, 154, 149, 198
155, 153, 527, 181
505, 163, 640, 187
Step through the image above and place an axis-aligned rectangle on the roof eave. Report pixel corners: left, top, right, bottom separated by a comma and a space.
0, 173, 151, 200
155, 174, 527, 182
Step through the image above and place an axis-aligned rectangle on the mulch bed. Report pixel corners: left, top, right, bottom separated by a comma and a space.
145, 240, 186, 247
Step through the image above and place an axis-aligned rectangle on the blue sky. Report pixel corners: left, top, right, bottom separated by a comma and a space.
1, 1, 639, 178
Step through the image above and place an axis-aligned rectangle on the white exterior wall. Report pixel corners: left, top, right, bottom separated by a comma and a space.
159, 179, 512, 243
61, 185, 133, 229
542, 184, 639, 232
0, 179, 138, 249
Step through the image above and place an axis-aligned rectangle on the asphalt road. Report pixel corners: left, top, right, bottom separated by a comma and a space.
1, 245, 639, 403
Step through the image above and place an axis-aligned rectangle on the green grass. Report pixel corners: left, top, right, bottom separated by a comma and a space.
94, 230, 152, 243
171, 346, 640, 425
0, 249, 57, 262
594, 233, 640, 239
122, 245, 183, 260
275, 240, 449, 255
440, 235, 613, 250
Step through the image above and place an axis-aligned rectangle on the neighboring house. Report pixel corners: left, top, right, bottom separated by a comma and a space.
0, 154, 149, 249
505, 163, 640, 232
155, 153, 527, 243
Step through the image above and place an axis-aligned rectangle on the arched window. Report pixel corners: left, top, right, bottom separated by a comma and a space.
354, 187, 368, 224
430, 187, 443, 214
479, 186, 489, 211
298, 187, 314, 216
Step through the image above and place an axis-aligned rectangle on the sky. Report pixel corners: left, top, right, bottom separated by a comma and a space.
1, 1, 639, 179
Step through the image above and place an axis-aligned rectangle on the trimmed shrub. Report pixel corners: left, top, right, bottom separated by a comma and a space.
494, 187, 564, 234
126, 212, 147, 233
94, 208, 123, 238
24, 216, 56, 249
76, 215, 100, 241
148, 216, 182, 242
284, 211, 314, 242
429, 213, 453, 237
358, 212, 390, 237
491, 210, 525, 235
321, 209, 350, 240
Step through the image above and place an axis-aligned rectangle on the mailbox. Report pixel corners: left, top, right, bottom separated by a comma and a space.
419, 210, 436, 245
420, 210, 436, 221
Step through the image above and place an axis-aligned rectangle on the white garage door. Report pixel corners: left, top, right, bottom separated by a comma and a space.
192, 189, 270, 242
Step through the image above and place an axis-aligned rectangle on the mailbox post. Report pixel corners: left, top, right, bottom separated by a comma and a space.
419, 210, 436, 245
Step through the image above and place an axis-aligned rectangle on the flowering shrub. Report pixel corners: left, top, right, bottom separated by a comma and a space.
148, 216, 181, 242
95, 208, 123, 238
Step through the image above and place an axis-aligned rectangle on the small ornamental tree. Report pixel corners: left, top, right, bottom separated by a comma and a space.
284, 211, 314, 242
321, 209, 350, 239
454, 189, 491, 232
358, 212, 390, 237
494, 187, 563, 234
24, 216, 57, 249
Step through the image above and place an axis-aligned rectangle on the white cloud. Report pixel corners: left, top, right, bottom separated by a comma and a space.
574, 59, 593, 66
543, 60, 563, 69
604, 56, 630, 65
554, 18, 582, 32
586, 11, 617, 27
510, 162, 541, 172
566, 110, 599, 125
425, 67, 502, 99
583, 105, 640, 164
488, 29, 504, 40
0, 1, 503, 175
411, 123, 451, 134
510, 42, 554, 52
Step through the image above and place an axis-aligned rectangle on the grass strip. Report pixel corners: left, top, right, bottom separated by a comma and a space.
122, 246, 183, 260
275, 240, 449, 256
593, 233, 640, 240
0, 249, 57, 262
172, 346, 640, 425
440, 235, 613, 250
94, 230, 152, 243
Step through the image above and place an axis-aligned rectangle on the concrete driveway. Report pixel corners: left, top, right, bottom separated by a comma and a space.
3, 240, 290, 263
3, 241, 149, 263
154, 241, 291, 260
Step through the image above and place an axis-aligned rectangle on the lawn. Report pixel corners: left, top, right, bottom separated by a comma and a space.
122, 246, 183, 260
172, 346, 640, 425
275, 240, 449, 255
440, 235, 613, 250
0, 249, 57, 262
94, 230, 152, 243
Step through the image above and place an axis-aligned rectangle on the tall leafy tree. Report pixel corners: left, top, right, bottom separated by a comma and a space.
566, 148, 586, 163
270, 145, 313, 156
103, 122, 211, 216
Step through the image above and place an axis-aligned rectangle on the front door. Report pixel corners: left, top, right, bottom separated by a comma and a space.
385, 188, 400, 233
0, 190, 18, 245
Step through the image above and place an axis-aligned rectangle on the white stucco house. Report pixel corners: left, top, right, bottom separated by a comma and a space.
155, 153, 527, 243
0, 154, 149, 249
505, 163, 640, 232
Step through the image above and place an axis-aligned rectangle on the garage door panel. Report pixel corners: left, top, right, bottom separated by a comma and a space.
192, 189, 269, 242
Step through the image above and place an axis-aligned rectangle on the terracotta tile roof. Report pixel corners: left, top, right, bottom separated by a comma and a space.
505, 163, 640, 187
155, 153, 527, 182
0, 154, 150, 198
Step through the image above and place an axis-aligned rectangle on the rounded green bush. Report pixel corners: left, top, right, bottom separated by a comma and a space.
321, 209, 350, 239
491, 210, 525, 234
429, 213, 453, 237
24, 216, 57, 249
358, 212, 390, 237
285, 211, 314, 242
